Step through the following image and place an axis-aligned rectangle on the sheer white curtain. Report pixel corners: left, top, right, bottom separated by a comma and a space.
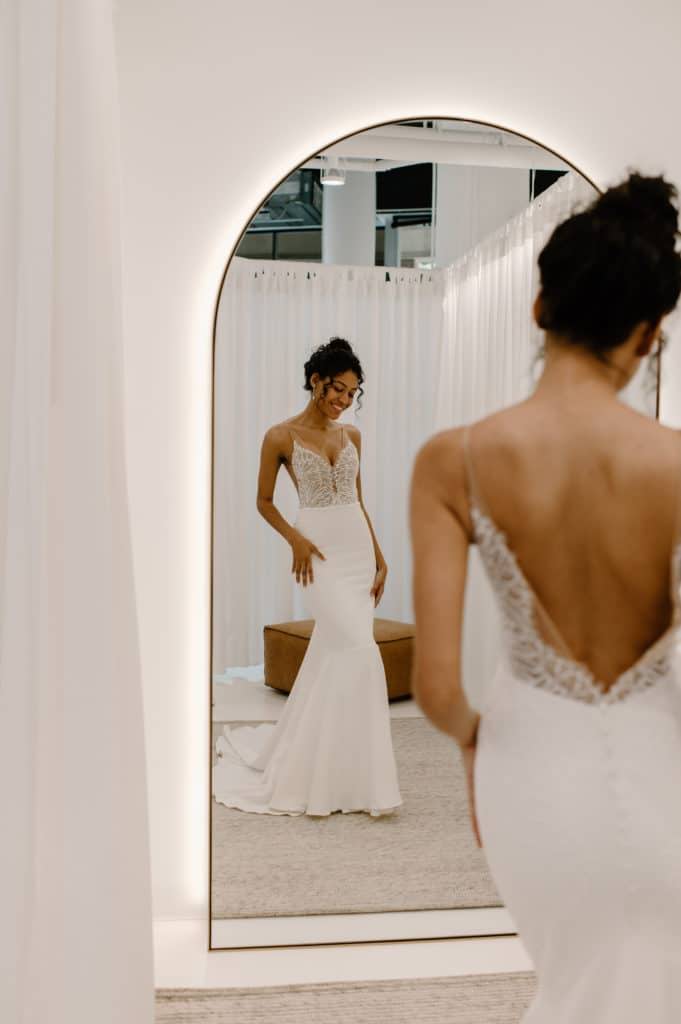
0, 3, 153, 1022
435, 170, 600, 426
213, 260, 446, 671
437, 169, 654, 422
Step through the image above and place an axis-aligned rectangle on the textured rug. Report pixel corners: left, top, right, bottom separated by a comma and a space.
156, 972, 537, 1023
212, 718, 501, 918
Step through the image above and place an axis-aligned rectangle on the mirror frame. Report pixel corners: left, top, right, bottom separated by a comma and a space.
208, 115, 659, 951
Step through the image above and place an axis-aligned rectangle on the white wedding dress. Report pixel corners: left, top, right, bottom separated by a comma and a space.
212, 426, 402, 817
466, 429, 681, 1022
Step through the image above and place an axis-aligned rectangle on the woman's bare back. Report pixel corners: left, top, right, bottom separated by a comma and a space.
459, 397, 681, 689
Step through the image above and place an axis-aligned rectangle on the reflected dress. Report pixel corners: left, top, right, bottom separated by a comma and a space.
212, 426, 402, 816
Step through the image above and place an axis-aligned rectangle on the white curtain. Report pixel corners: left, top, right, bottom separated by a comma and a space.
0, 3, 153, 1022
213, 171, 654, 691
213, 260, 446, 671
436, 170, 604, 424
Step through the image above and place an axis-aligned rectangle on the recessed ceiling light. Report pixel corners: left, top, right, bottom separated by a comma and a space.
321, 163, 346, 187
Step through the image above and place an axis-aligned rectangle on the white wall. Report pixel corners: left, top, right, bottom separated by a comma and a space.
114, 0, 681, 922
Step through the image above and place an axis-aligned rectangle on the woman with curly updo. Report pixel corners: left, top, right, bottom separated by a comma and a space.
411, 173, 681, 1021
213, 337, 401, 817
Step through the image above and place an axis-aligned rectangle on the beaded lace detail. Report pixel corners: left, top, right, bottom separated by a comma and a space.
291, 439, 359, 508
471, 503, 681, 705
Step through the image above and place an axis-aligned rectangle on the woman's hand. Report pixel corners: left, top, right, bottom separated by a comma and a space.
290, 532, 325, 587
461, 728, 482, 848
371, 561, 388, 606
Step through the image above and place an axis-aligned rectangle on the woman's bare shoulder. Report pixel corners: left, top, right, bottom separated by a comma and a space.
415, 404, 530, 494
415, 411, 517, 462
262, 420, 293, 452
467, 402, 533, 441
626, 414, 681, 476
411, 428, 475, 536
634, 413, 681, 446
413, 427, 468, 492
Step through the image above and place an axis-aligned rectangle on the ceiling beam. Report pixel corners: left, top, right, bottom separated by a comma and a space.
319, 131, 569, 172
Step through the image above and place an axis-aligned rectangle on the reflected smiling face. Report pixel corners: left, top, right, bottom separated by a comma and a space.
311, 370, 359, 420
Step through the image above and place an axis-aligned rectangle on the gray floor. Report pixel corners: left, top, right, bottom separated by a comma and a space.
211, 718, 501, 918
156, 972, 537, 1023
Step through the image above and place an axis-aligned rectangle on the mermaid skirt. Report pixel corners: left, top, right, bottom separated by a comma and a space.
212, 502, 402, 816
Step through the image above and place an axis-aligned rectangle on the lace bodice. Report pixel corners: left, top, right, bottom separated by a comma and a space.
471, 502, 681, 705
291, 436, 359, 508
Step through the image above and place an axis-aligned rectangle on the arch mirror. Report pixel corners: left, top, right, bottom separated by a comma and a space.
209, 118, 657, 950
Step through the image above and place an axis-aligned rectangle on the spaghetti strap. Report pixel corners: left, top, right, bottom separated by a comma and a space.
673, 436, 681, 545
462, 425, 474, 498
668, 437, 681, 609
462, 424, 487, 514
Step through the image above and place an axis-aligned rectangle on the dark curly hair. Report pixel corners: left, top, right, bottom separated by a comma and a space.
303, 337, 365, 410
537, 172, 681, 356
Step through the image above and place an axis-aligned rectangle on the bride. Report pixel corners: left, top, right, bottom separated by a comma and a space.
213, 337, 402, 817
411, 173, 681, 1021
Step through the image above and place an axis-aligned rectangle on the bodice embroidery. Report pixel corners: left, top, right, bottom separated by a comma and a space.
471, 502, 681, 705
291, 439, 359, 508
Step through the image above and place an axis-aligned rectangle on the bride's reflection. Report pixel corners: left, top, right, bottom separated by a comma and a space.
212, 337, 402, 816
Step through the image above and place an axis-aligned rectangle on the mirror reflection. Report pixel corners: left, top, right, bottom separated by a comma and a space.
210, 120, 653, 937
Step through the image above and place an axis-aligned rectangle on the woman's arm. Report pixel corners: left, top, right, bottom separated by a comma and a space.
256, 426, 325, 586
350, 423, 382, 569
409, 429, 479, 748
349, 426, 388, 605
255, 426, 299, 545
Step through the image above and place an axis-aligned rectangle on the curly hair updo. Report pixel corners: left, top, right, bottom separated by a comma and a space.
303, 337, 365, 409
537, 172, 681, 355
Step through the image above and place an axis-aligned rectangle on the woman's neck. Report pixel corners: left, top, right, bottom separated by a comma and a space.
533, 334, 631, 403
294, 399, 334, 431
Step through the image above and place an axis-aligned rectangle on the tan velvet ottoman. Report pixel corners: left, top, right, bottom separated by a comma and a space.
263, 618, 414, 701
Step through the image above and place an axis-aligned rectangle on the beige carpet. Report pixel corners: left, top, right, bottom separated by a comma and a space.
212, 718, 501, 918
156, 972, 537, 1022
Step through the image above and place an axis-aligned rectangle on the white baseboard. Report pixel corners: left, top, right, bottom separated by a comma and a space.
154, 917, 532, 989
210, 906, 515, 949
